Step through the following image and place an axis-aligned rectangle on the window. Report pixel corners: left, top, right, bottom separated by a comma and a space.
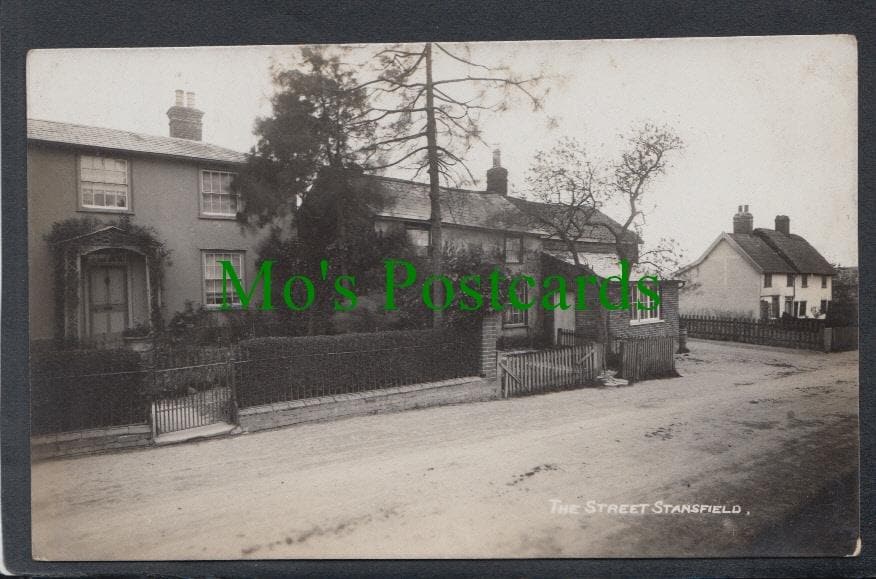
630, 282, 662, 324
801, 274, 808, 288
79, 155, 129, 210
504, 235, 523, 264
786, 274, 795, 287
405, 224, 431, 256
821, 275, 828, 288
203, 251, 244, 307
794, 300, 808, 318
503, 283, 528, 326
763, 273, 772, 288
200, 170, 239, 217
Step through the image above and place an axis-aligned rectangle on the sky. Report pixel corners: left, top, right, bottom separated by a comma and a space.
27, 35, 858, 266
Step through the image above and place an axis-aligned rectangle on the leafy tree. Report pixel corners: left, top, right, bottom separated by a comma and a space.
236, 48, 376, 231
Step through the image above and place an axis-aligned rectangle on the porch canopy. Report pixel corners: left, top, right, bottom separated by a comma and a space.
51, 225, 163, 342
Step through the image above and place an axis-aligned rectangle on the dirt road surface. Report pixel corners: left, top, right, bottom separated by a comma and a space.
32, 339, 859, 559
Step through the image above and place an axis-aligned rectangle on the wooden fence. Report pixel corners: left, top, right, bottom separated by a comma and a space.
499, 342, 604, 398
681, 315, 858, 351
618, 337, 677, 382
681, 315, 824, 350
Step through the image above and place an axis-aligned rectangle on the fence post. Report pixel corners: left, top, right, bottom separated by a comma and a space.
479, 313, 499, 381
228, 358, 240, 425
822, 327, 833, 353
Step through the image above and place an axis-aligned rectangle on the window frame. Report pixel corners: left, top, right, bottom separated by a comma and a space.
199, 169, 241, 219
763, 273, 772, 288
78, 153, 132, 213
201, 250, 245, 309
786, 273, 795, 287
801, 274, 808, 288
630, 282, 664, 325
502, 282, 529, 327
821, 275, 828, 289
404, 223, 432, 256
504, 235, 524, 264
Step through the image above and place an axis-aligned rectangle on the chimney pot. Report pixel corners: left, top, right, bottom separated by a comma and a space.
167, 90, 204, 141
486, 147, 508, 195
733, 204, 753, 234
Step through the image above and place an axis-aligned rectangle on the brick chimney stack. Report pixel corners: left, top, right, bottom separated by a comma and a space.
775, 215, 790, 235
732, 204, 753, 234
167, 89, 204, 141
486, 149, 508, 195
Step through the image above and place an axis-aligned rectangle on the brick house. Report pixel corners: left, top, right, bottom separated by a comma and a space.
348, 151, 681, 346
27, 90, 266, 344
675, 205, 835, 319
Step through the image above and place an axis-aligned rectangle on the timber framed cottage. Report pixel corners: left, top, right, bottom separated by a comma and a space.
676, 205, 835, 319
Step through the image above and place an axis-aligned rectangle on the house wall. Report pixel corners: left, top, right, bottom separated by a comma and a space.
677, 239, 762, 318
759, 272, 831, 318
27, 143, 267, 341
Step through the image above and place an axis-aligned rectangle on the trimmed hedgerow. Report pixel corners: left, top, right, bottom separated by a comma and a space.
30, 348, 149, 434
235, 328, 480, 408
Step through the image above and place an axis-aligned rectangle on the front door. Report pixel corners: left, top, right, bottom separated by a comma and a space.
88, 265, 128, 336
553, 291, 576, 344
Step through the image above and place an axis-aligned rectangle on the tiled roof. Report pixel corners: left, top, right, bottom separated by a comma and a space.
752, 228, 835, 276
506, 196, 641, 244
543, 250, 652, 279
727, 233, 796, 273
362, 175, 638, 241
361, 175, 546, 235
27, 118, 247, 164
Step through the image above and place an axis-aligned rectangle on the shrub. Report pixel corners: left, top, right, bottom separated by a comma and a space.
236, 328, 480, 408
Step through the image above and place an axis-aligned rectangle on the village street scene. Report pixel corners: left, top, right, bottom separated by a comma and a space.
26, 37, 858, 559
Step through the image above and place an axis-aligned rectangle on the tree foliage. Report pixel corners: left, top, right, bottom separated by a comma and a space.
236, 48, 376, 229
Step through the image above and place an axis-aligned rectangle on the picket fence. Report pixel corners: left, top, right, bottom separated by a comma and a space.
499, 342, 604, 398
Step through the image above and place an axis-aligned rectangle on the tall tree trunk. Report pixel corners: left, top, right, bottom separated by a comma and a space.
424, 42, 444, 327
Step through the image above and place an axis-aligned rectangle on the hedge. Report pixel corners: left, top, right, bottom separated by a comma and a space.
30, 348, 149, 435
235, 328, 480, 408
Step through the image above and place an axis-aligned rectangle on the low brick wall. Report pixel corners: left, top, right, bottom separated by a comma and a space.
238, 377, 498, 433
31, 424, 152, 460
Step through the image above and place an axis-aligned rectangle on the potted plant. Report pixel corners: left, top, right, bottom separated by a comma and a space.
122, 322, 154, 352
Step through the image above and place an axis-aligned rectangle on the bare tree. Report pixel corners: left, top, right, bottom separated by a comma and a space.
349, 42, 543, 325
522, 123, 684, 272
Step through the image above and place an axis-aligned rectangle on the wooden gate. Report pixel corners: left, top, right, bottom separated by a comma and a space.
499, 343, 604, 398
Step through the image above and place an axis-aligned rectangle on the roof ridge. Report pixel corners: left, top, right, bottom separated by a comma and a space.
27, 117, 245, 156
363, 173, 487, 195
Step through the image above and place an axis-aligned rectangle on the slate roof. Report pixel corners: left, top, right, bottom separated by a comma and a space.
27, 118, 247, 164
752, 228, 836, 275
363, 174, 637, 241
362, 175, 547, 235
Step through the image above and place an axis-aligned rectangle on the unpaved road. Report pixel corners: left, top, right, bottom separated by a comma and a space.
32, 340, 859, 559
